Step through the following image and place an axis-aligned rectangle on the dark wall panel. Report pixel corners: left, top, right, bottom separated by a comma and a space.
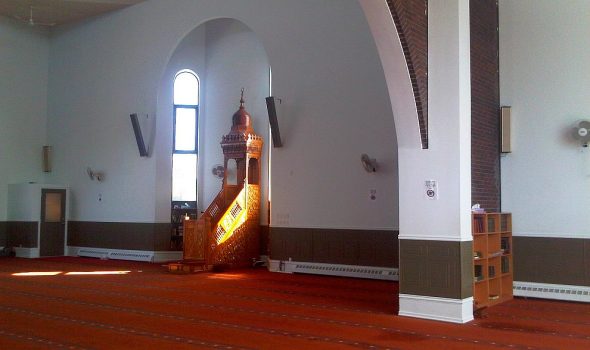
270, 227, 398, 268
470, 0, 501, 212
0, 222, 6, 247
260, 225, 270, 256
7, 222, 38, 248
514, 237, 590, 287
68, 221, 172, 251
399, 239, 473, 299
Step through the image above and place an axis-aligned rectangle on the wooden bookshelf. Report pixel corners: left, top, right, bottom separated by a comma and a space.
472, 212, 513, 309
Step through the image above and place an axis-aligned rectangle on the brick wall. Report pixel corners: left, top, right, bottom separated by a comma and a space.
470, 0, 500, 212
386, 0, 428, 149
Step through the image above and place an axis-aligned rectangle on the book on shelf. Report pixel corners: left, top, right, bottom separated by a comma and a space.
473, 216, 485, 233
501, 237, 510, 253
474, 264, 484, 280
487, 217, 496, 232
501, 256, 510, 274
500, 214, 509, 231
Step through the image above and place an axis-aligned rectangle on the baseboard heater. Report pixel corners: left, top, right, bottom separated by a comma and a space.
514, 281, 590, 303
268, 259, 398, 281
77, 248, 153, 262
69, 246, 182, 263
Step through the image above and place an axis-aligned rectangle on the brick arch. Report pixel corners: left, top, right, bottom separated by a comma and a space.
386, 0, 429, 149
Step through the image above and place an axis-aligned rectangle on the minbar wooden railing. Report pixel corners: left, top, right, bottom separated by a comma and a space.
182, 184, 260, 268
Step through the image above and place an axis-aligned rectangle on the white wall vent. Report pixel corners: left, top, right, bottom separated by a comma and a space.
72, 247, 156, 262
514, 281, 590, 303
109, 251, 153, 261
268, 259, 398, 281
77, 249, 109, 259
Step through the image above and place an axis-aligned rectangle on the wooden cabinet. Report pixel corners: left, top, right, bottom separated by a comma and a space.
472, 212, 513, 309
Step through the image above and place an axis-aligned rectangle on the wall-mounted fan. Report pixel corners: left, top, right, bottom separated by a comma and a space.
360, 154, 377, 173
574, 121, 590, 147
87, 167, 104, 182
13, 7, 56, 27
212, 164, 225, 179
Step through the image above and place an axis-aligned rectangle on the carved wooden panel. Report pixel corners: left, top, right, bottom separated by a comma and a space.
183, 218, 207, 261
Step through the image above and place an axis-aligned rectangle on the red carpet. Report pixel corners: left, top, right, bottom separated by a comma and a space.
1, 257, 589, 349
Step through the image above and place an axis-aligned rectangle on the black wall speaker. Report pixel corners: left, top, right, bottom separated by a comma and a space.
265, 96, 282, 147
500, 106, 511, 153
42, 146, 52, 172
130, 113, 149, 157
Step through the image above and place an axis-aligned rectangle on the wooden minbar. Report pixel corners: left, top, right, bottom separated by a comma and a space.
170, 90, 263, 273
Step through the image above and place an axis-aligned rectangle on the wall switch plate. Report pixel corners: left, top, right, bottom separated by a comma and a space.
425, 180, 438, 200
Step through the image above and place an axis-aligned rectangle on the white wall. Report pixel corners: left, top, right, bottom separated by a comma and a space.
46, 0, 399, 230
0, 18, 49, 221
156, 22, 206, 220
363, 0, 472, 241
500, 0, 590, 238
156, 18, 270, 224
202, 19, 270, 223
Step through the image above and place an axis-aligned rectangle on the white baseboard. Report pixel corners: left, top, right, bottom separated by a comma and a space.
514, 281, 590, 303
67, 246, 182, 263
13, 247, 40, 258
268, 259, 398, 281
398, 294, 474, 324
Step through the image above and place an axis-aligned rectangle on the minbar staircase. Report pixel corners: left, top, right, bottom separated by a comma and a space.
168, 184, 260, 273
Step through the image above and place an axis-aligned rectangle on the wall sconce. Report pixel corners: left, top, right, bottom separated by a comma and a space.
42, 146, 52, 172
86, 167, 104, 182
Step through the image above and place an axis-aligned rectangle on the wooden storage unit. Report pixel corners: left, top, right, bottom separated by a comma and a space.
472, 212, 512, 309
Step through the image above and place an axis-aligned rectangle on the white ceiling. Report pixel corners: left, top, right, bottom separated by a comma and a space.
0, 0, 145, 28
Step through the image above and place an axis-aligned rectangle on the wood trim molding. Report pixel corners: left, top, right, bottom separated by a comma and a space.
270, 227, 398, 268
399, 239, 473, 299
68, 221, 172, 251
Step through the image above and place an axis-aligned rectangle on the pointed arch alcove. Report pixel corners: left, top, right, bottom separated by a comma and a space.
159, 16, 270, 268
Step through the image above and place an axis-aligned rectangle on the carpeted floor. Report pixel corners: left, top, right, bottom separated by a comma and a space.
1, 257, 589, 349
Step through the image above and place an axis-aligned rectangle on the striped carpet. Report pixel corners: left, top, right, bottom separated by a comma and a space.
0, 257, 589, 349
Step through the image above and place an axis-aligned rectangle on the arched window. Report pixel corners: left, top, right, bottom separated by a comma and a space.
172, 70, 199, 206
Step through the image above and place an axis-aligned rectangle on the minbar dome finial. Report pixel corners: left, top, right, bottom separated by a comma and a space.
232, 88, 252, 133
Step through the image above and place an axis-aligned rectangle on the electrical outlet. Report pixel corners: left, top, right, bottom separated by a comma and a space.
369, 189, 377, 200
425, 180, 438, 200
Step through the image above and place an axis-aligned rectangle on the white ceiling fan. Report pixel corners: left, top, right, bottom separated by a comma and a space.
13, 6, 56, 27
